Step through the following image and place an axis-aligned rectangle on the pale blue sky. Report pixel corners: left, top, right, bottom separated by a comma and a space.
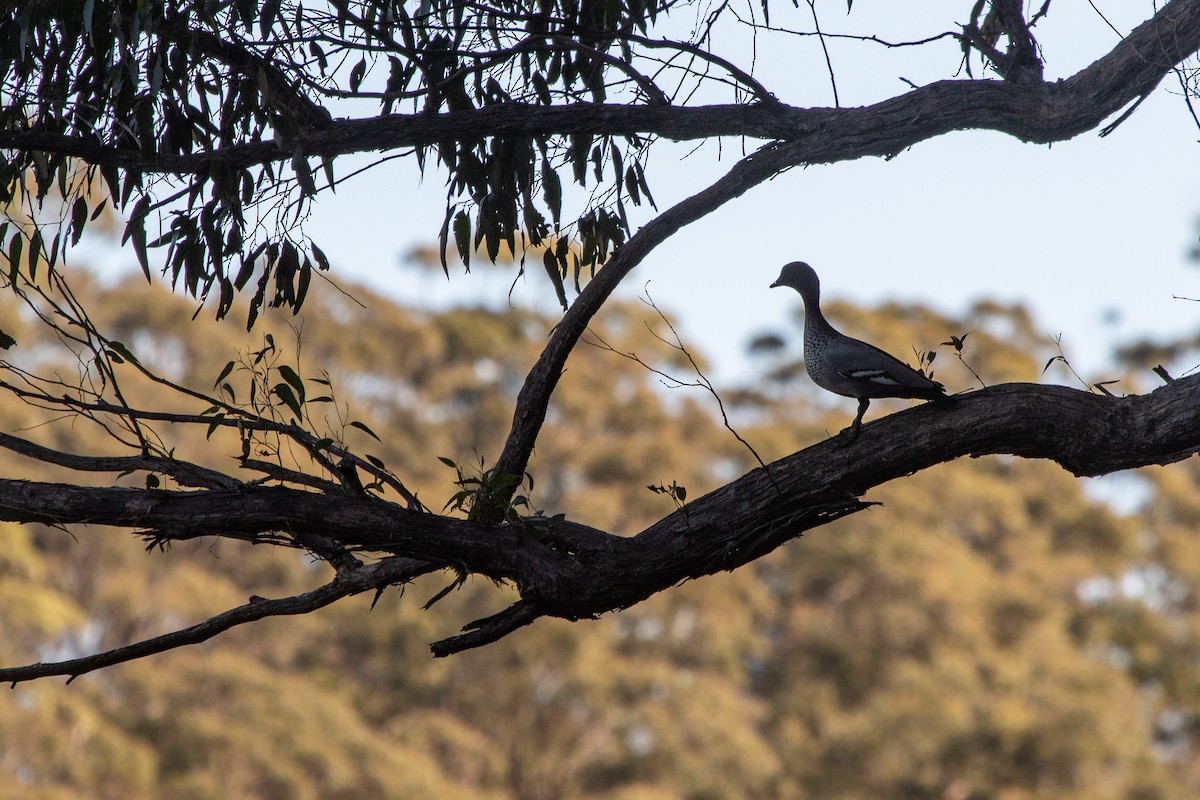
89, 3, 1197, 388
294, 3, 1200, 387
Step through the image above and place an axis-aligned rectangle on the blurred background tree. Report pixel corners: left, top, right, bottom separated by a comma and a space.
4, 2, 1200, 795
3, 259, 1200, 798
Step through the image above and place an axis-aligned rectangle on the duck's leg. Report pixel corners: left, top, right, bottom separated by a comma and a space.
841, 397, 870, 444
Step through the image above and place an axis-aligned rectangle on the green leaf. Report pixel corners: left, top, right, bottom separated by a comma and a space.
8, 233, 23, 281
277, 364, 306, 403
107, 340, 139, 365
349, 57, 367, 93
311, 242, 330, 271
453, 210, 471, 266
309, 40, 328, 73
438, 456, 458, 468
625, 166, 641, 205
258, 0, 282, 38
271, 382, 303, 419
542, 248, 568, 310
941, 333, 969, 351
129, 219, 150, 280
70, 197, 88, 246
350, 420, 381, 441
27, 227, 42, 279
295, 261, 311, 311
541, 161, 562, 226
531, 71, 551, 105
213, 360, 236, 388
0, 329, 16, 349
292, 155, 317, 197
321, 156, 336, 191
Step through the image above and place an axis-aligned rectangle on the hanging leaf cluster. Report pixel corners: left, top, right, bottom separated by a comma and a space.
1, 0, 684, 320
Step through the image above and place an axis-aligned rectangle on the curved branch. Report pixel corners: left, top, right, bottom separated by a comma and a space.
2, 377, 1199, 667
486, 139, 804, 511
5, 0, 1198, 170
430, 599, 545, 657
0, 558, 437, 685
0, 431, 239, 490
449, 376, 1200, 653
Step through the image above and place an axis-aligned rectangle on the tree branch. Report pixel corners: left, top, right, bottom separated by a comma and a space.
0, 431, 240, 490
0, 557, 437, 685
3, 377, 1199, 666
5, 0, 1197, 170
482, 0, 1200, 506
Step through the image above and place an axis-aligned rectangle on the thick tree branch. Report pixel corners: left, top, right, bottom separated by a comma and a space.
2, 377, 1198, 666
485, 138, 806, 515
4, 0, 1197, 172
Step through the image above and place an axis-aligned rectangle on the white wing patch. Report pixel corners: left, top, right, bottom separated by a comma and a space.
846, 369, 903, 386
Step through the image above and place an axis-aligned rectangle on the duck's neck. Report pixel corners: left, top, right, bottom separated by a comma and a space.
800, 287, 836, 345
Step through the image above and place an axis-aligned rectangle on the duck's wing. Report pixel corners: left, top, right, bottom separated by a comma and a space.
823, 335, 945, 399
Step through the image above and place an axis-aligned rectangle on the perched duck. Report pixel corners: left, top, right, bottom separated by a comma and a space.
770, 261, 948, 442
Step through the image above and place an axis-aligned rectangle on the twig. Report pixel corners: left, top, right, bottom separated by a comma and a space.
1043, 333, 1113, 393
807, 0, 840, 107
429, 599, 544, 657
584, 286, 776, 488
0, 431, 239, 490
0, 558, 438, 685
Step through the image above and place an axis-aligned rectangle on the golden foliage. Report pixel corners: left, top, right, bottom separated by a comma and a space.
2, 273, 1200, 799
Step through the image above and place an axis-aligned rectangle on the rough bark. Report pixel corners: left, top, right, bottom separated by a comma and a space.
2, 1, 1197, 170
3, 1, 1200, 681
1, 376, 1197, 678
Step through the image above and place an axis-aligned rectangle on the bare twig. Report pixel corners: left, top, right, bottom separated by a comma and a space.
0, 432, 239, 490
584, 286, 774, 484
807, 0, 840, 107
0, 557, 437, 685
430, 599, 544, 657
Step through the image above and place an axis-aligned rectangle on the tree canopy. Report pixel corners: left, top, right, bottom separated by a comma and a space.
4, 273, 1200, 798
2, 0, 1200, 681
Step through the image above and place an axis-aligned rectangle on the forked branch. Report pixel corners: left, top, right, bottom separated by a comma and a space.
0, 376, 1198, 678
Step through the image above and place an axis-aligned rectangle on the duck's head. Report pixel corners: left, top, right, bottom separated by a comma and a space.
770, 261, 820, 298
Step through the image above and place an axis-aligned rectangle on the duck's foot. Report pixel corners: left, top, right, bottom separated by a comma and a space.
836, 398, 869, 446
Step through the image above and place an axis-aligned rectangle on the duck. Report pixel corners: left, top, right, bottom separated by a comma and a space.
770, 261, 948, 442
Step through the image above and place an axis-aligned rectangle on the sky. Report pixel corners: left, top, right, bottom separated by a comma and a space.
86, 2, 1198, 389
286, 2, 1200, 388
